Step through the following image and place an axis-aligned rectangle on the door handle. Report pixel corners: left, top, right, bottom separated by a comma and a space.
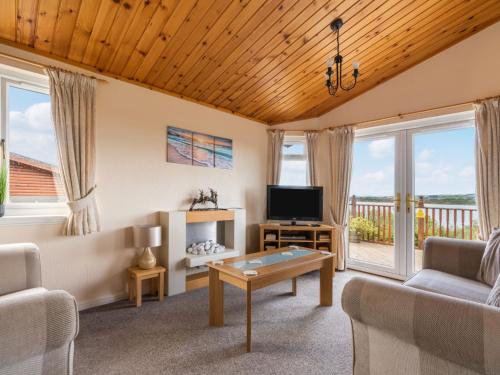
394, 193, 401, 212
406, 193, 418, 213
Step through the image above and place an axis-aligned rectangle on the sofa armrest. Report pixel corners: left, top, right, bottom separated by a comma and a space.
342, 277, 500, 374
0, 243, 42, 296
423, 237, 486, 280
0, 289, 79, 369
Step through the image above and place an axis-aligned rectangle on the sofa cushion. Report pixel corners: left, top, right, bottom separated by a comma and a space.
404, 269, 491, 304
478, 228, 500, 286
486, 274, 500, 307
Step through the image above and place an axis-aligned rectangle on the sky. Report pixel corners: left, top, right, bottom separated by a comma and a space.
279, 141, 308, 186
350, 127, 476, 197
8, 85, 59, 165
280, 160, 307, 186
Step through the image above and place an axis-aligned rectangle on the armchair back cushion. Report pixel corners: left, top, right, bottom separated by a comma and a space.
478, 228, 500, 286
422, 237, 485, 280
0, 243, 42, 296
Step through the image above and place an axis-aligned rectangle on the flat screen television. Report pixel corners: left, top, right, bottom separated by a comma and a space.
267, 185, 323, 223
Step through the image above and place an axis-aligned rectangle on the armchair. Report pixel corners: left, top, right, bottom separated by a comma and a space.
342, 238, 500, 375
0, 243, 78, 375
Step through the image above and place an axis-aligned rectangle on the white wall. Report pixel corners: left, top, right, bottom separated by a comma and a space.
277, 21, 500, 130
0, 45, 268, 309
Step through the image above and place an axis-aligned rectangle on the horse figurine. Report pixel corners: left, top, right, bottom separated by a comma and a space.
189, 188, 218, 211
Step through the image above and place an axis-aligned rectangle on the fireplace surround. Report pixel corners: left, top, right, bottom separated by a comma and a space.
159, 209, 246, 295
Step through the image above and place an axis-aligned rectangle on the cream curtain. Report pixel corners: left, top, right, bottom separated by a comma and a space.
474, 97, 500, 240
305, 131, 319, 186
328, 126, 354, 270
267, 129, 285, 185
47, 68, 100, 236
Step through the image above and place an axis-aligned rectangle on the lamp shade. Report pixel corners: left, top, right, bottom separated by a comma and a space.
133, 225, 162, 248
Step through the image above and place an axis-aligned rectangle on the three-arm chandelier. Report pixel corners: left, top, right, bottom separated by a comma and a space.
325, 18, 360, 96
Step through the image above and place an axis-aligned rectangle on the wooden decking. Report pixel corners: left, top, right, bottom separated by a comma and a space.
348, 241, 422, 271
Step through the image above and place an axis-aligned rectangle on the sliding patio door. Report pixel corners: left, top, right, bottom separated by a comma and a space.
347, 112, 476, 279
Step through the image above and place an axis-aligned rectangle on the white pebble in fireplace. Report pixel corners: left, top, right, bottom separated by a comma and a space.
187, 240, 226, 255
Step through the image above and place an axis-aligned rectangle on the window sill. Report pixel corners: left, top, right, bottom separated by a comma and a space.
0, 215, 67, 226
2, 203, 69, 218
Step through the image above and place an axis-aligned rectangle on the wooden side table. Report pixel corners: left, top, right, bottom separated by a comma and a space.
127, 266, 166, 307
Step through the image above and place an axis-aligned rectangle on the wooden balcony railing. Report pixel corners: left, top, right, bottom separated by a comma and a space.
349, 195, 478, 248
350, 201, 394, 243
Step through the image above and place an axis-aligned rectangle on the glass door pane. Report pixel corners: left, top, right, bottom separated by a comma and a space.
409, 126, 478, 274
348, 134, 402, 274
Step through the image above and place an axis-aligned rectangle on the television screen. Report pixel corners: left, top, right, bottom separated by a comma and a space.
267, 185, 323, 222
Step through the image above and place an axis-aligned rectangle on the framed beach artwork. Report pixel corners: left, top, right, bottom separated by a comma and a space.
167, 126, 233, 169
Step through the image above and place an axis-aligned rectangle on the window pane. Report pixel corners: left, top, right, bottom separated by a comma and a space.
414, 127, 476, 201
7, 85, 65, 202
348, 136, 396, 269
282, 142, 305, 156
280, 160, 307, 186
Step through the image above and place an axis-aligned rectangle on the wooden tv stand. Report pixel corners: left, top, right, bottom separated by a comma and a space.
259, 223, 337, 271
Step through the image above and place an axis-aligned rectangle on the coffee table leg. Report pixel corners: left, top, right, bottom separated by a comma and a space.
246, 288, 252, 353
320, 257, 333, 306
292, 277, 297, 296
209, 268, 224, 326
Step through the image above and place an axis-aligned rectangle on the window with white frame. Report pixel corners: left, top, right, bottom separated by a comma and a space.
0, 64, 66, 216
279, 135, 309, 186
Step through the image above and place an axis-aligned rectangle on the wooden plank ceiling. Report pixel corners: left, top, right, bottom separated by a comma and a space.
0, 0, 499, 124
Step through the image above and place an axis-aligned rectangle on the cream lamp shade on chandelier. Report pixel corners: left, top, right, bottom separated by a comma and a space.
133, 225, 162, 270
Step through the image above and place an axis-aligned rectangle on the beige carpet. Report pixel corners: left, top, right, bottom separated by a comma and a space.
75, 270, 380, 375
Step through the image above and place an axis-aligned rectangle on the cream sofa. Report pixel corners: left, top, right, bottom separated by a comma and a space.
0, 243, 79, 375
342, 237, 500, 375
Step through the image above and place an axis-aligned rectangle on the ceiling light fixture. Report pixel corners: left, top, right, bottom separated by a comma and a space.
325, 18, 359, 96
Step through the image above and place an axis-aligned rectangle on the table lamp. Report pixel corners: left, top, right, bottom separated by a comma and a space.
133, 225, 162, 270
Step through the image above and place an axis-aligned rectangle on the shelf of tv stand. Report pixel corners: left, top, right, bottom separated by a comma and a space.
279, 239, 314, 243
259, 223, 337, 271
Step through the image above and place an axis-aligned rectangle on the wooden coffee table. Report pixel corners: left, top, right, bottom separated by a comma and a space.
207, 247, 334, 352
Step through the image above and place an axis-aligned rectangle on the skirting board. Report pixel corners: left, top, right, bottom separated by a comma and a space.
77, 292, 128, 311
